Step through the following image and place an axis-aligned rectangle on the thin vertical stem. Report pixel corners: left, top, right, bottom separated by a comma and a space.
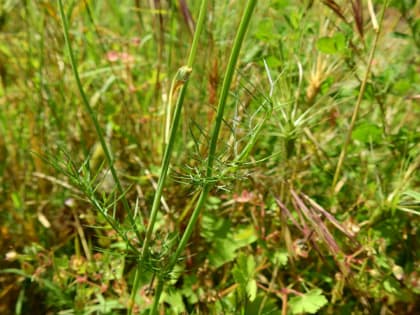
172, 0, 257, 267
332, 0, 389, 191
128, 0, 209, 313
139, 0, 207, 274
149, 0, 258, 313
57, 0, 141, 241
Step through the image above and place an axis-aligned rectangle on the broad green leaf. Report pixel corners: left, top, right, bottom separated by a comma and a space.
200, 213, 230, 241
232, 225, 257, 248
255, 19, 274, 40
333, 33, 346, 52
393, 78, 411, 94
316, 33, 346, 54
204, 222, 257, 267
210, 239, 237, 268
352, 122, 382, 144
383, 278, 400, 294
163, 290, 185, 313
289, 289, 328, 314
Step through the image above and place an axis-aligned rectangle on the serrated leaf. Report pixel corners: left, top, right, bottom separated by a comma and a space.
163, 290, 185, 313
200, 213, 230, 241
289, 289, 328, 314
233, 253, 257, 302
210, 239, 237, 268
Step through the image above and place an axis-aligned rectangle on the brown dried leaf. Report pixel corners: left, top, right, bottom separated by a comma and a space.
322, 0, 348, 23
351, 0, 364, 39
302, 193, 356, 239
179, 0, 195, 35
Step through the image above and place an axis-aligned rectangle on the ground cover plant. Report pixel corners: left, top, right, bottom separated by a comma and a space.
0, 0, 419, 314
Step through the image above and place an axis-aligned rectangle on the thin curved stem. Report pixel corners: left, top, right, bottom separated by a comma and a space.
57, 0, 141, 242
332, 0, 389, 191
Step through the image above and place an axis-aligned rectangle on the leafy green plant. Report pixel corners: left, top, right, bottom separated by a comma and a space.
1, 1, 419, 314
288, 289, 328, 314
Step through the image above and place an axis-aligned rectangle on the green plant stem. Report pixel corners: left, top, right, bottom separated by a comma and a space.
331, 1, 389, 191
128, 0, 209, 313
170, 0, 257, 273
57, 0, 141, 242
140, 1, 207, 265
149, 0, 258, 313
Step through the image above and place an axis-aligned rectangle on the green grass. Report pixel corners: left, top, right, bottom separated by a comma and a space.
1, 1, 419, 314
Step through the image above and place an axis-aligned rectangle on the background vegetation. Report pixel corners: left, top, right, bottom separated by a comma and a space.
0, 0, 419, 314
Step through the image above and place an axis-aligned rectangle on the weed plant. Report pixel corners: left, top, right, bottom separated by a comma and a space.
0, 1, 419, 314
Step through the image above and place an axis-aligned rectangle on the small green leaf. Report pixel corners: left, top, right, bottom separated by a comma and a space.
264, 56, 282, 68
333, 33, 346, 52
247, 279, 257, 302
289, 289, 328, 314
233, 254, 257, 302
272, 250, 288, 267
246, 255, 256, 275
